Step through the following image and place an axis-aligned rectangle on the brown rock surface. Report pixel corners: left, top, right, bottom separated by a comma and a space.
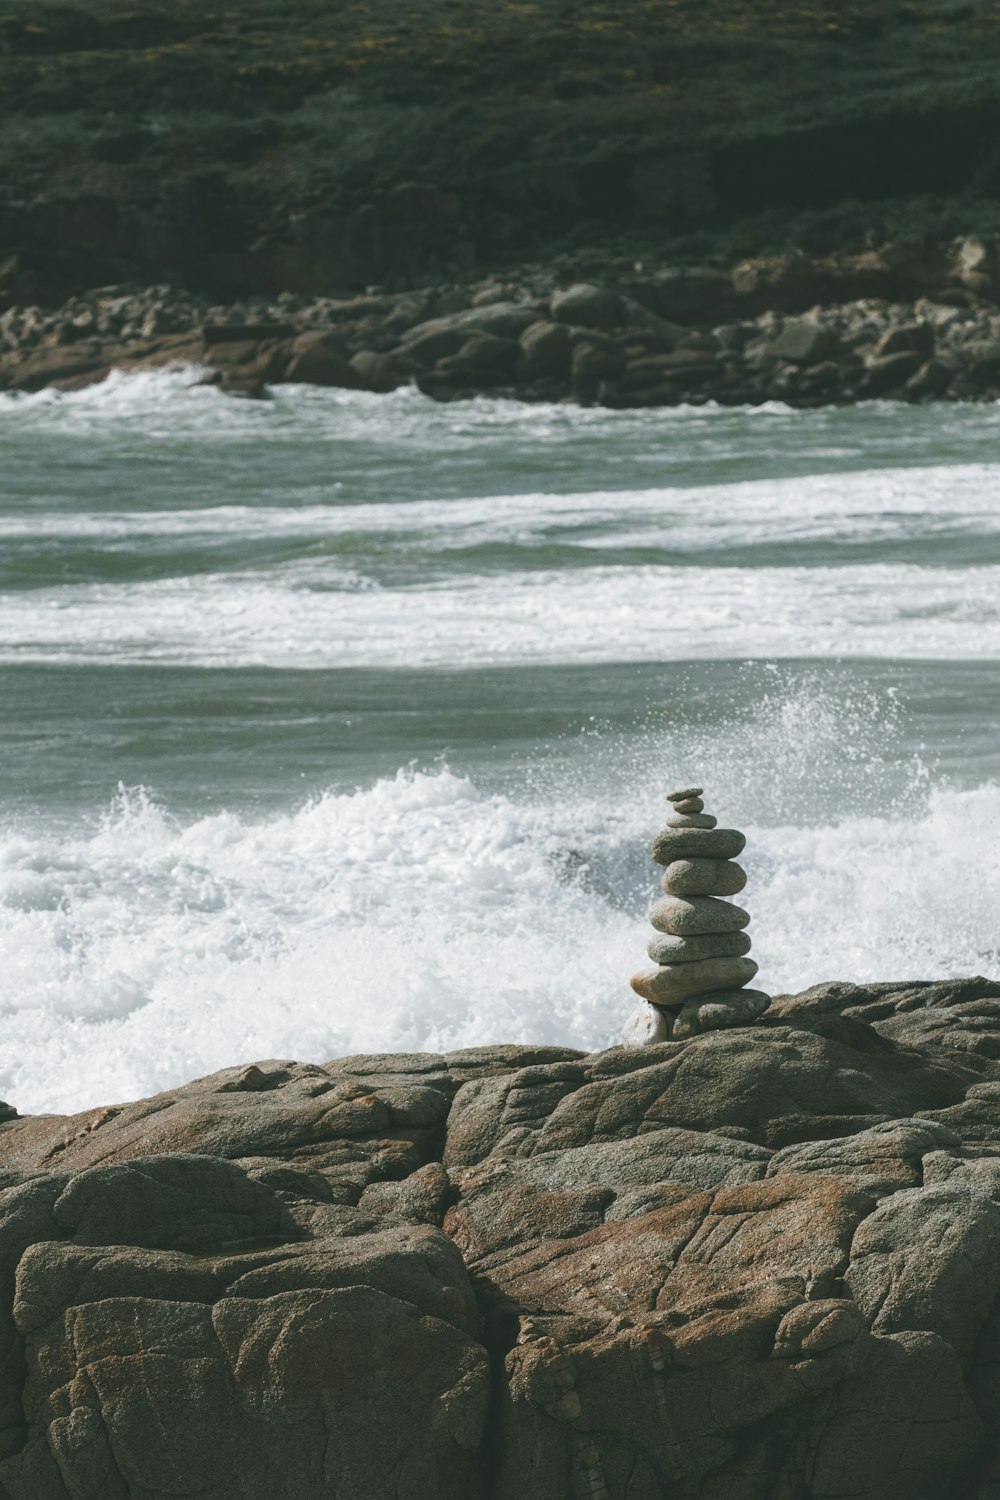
0, 986, 997, 1495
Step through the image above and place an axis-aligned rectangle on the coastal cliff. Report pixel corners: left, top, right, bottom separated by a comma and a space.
0, 979, 998, 1497
4, 0, 1000, 302
6, 0, 1000, 402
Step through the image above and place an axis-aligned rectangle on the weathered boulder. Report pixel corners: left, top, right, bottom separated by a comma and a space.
961, 341, 1000, 389
906, 356, 953, 398
650, 268, 733, 323
874, 321, 934, 358
570, 338, 624, 395
517, 318, 572, 376
283, 331, 365, 387
399, 302, 545, 369
770, 319, 839, 364
4, 1224, 489, 1500
953, 236, 1000, 298
349, 348, 406, 392
859, 350, 926, 396
550, 282, 624, 329
435, 332, 520, 379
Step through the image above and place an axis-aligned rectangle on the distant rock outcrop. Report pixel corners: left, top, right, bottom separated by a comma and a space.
8, 254, 1000, 406
0, 981, 999, 1496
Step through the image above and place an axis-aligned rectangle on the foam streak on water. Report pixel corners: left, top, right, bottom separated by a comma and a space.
1, 561, 998, 667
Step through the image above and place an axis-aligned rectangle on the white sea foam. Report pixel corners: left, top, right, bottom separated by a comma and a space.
2, 461, 999, 548
3, 365, 1000, 474
1, 559, 998, 666
5, 382, 1000, 666
3, 374, 1000, 1114
1, 753, 997, 1117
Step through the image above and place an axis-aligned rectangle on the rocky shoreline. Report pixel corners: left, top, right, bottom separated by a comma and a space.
6, 239, 1000, 406
0, 978, 999, 1497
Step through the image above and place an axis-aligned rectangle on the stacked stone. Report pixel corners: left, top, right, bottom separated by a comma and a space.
626, 787, 771, 1041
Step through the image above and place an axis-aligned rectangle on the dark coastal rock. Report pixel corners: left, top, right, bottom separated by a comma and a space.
201, 331, 295, 395
906, 357, 953, 398
0, 985, 998, 1493
550, 282, 624, 330
436, 332, 521, 379
202, 322, 296, 346
0, 341, 114, 392
769, 318, 840, 364
517, 319, 572, 376
349, 348, 406, 392
3, 267, 1000, 409
283, 331, 365, 388
874, 320, 935, 358
399, 302, 544, 363
859, 350, 927, 397
6, 1224, 488, 1499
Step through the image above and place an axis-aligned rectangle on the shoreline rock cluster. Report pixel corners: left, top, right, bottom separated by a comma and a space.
0, 978, 998, 1495
6, 241, 1000, 405
627, 787, 770, 1042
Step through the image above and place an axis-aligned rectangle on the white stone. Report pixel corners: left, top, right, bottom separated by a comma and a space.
621, 1003, 673, 1047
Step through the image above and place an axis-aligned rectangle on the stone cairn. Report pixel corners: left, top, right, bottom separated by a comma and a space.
622, 786, 771, 1045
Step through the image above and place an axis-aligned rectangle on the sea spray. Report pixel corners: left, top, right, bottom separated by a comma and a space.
1, 747, 997, 1116
3, 376, 1000, 1112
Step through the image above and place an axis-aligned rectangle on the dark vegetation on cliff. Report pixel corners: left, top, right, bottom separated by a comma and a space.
3, 0, 1000, 300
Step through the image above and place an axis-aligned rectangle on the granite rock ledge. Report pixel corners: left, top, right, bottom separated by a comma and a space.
0, 980, 999, 1497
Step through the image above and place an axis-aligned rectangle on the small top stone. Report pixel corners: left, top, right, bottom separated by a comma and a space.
667, 786, 703, 802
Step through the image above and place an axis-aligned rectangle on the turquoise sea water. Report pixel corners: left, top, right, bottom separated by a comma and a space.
1, 369, 999, 1112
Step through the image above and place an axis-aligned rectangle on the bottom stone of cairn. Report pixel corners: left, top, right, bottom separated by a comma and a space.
625, 787, 770, 1043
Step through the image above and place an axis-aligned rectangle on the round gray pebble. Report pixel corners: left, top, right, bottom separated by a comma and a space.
661, 858, 747, 898
671, 797, 705, 814
647, 930, 752, 965
630, 956, 758, 1005
652, 826, 746, 865
649, 896, 751, 934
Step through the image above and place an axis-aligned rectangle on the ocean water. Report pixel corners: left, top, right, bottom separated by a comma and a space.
1, 369, 999, 1114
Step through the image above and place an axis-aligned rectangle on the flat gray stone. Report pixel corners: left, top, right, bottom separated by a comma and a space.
649, 895, 751, 934
652, 826, 746, 865
671, 988, 771, 1037
630, 956, 759, 1005
666, 813, 717, 828
661, 858, 747, 897
647, 930, 752, 965
666, 786, 703, 802
671, 797, 704, 813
